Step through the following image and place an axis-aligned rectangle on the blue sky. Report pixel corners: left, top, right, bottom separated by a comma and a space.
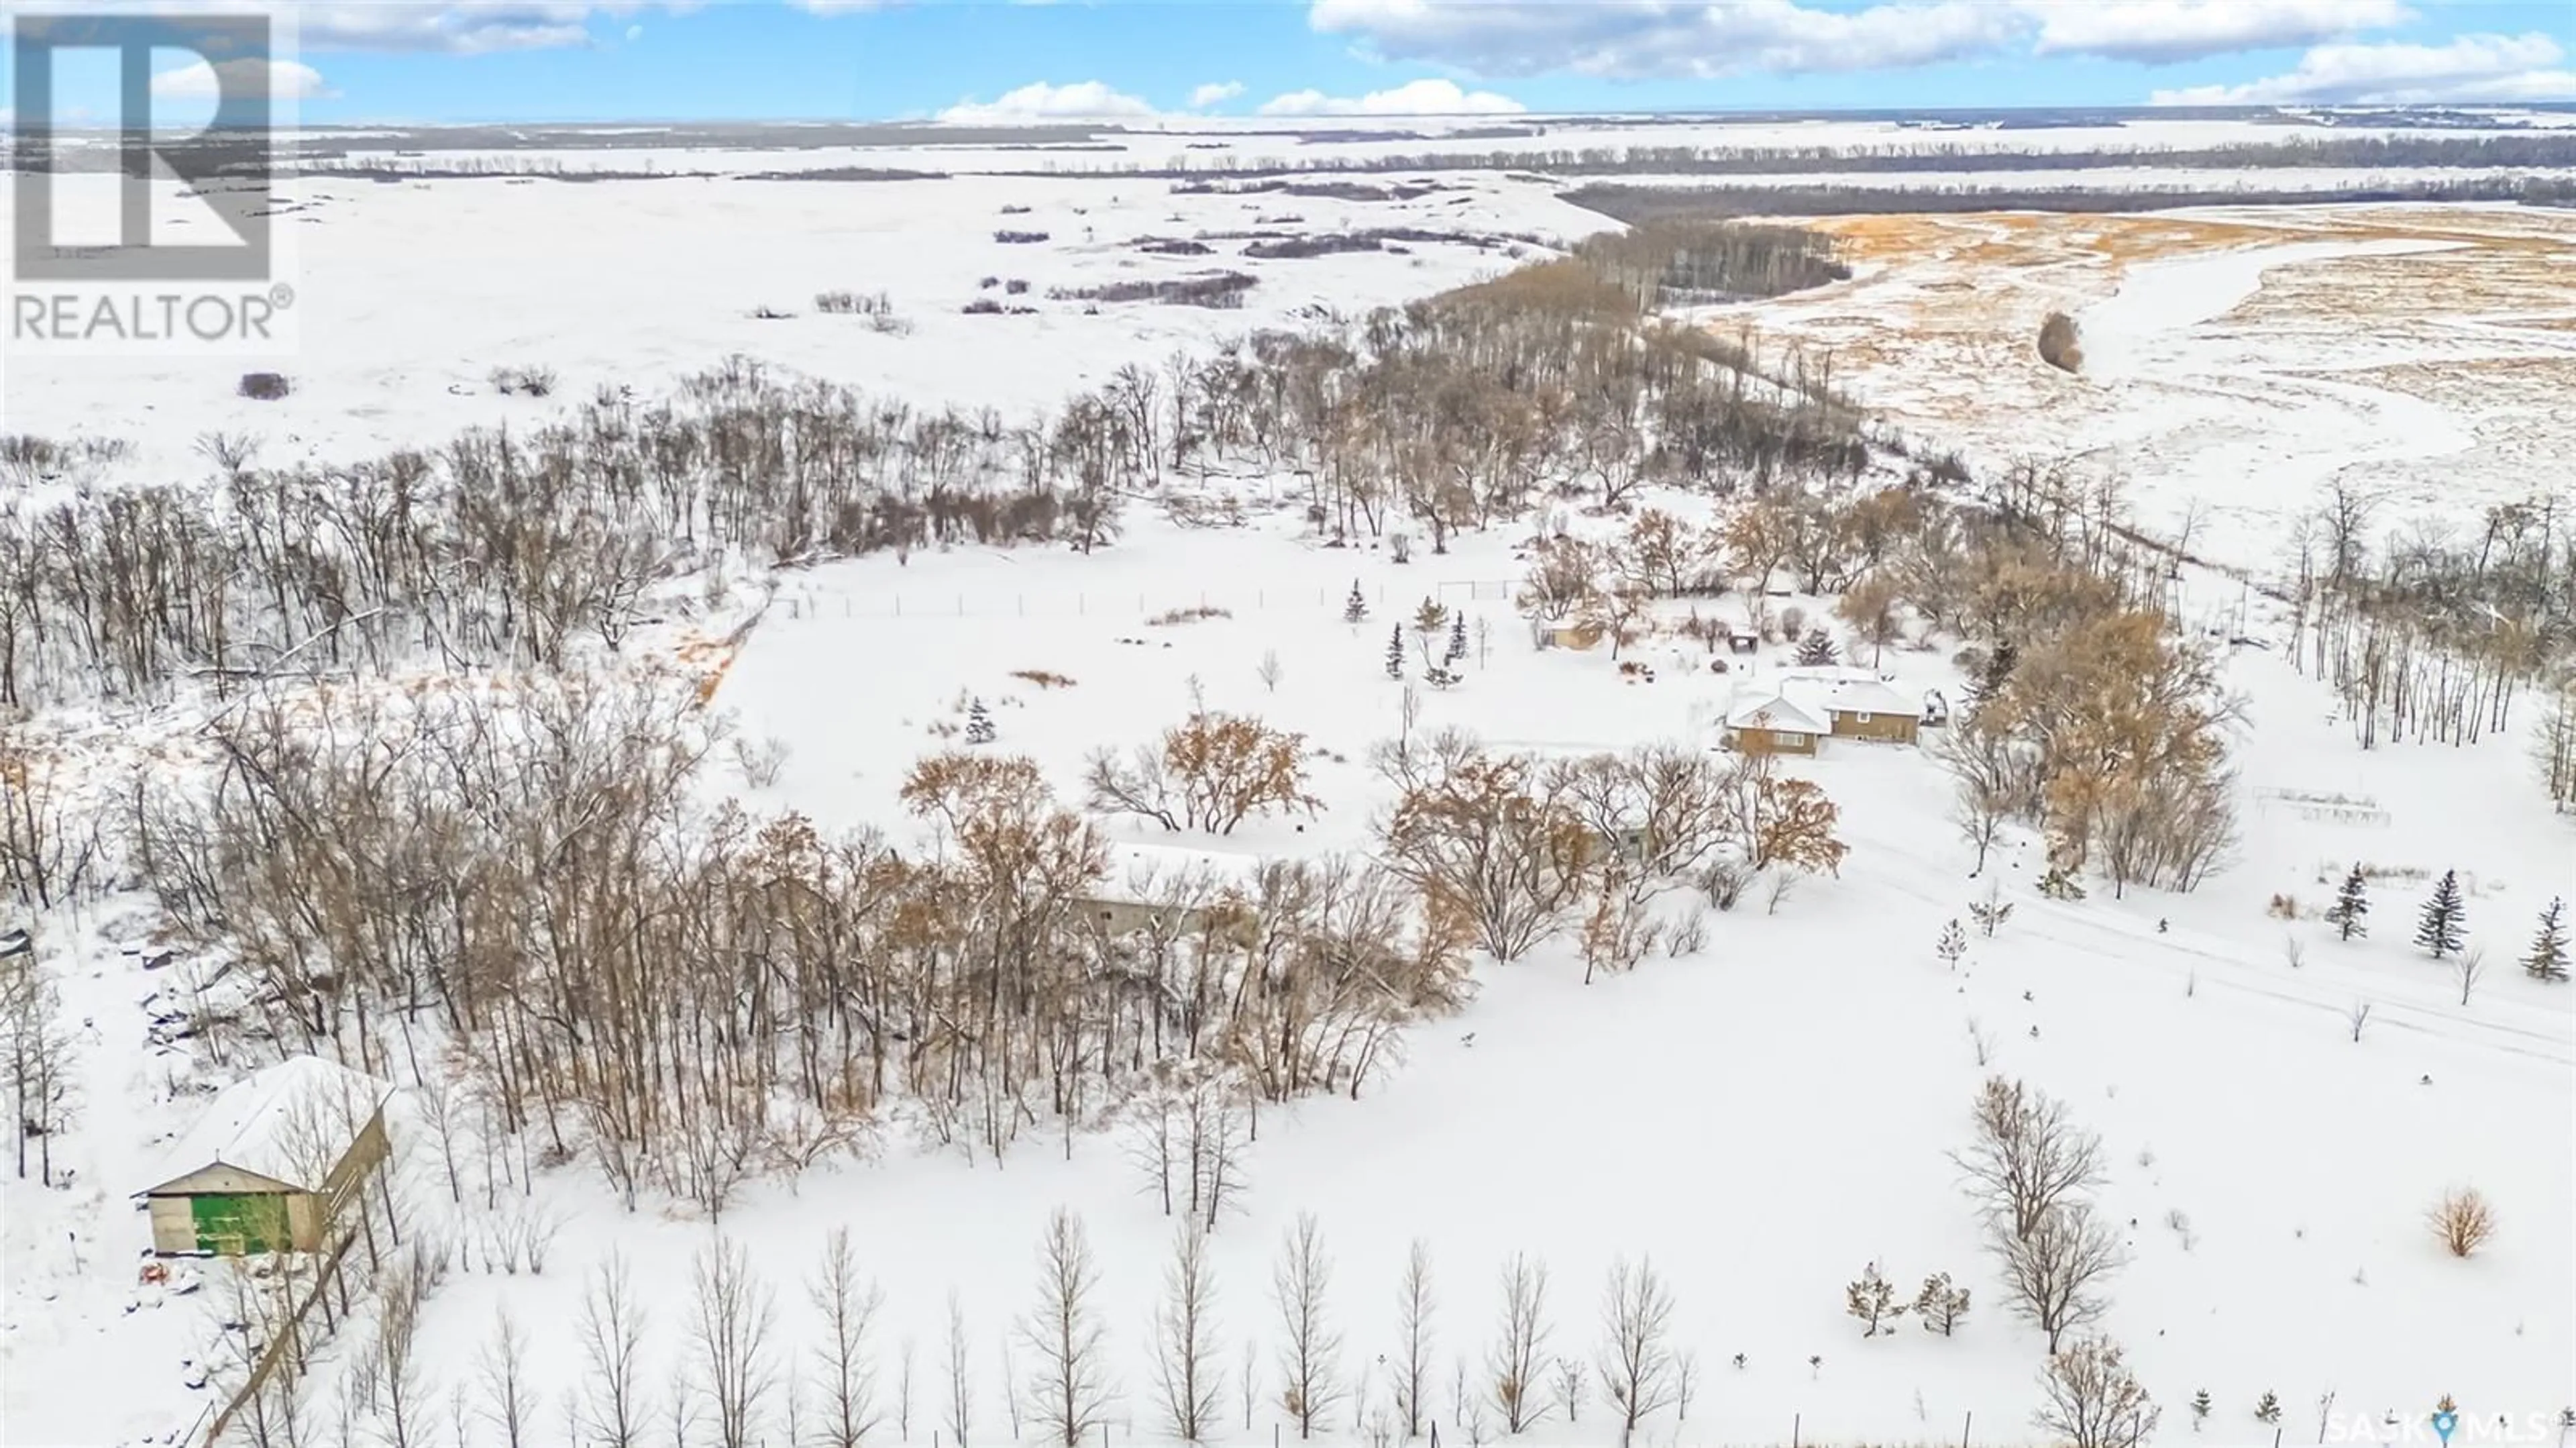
7, 1, 2575, 125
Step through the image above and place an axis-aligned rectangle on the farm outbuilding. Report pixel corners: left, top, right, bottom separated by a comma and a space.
139, 1056, 394, 1256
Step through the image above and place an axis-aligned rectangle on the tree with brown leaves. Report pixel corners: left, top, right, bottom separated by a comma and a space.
1087, 712, 1321, 836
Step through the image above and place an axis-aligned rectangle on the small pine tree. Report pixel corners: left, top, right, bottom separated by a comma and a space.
2414, 870, 2467, 960
2190, 1390, 2211, 1430
1843, 1263, 1903, 1337
2525, 896, 2569, 984
1385, 623, 1406, 680
2255, 1392, 2282, 1425
1935, 919, 1968, 970
2037, 867, 2086, 900
1426, 666, 1460, 690
1444, 612, 1468, 668
1343, 580, 1369, 625
2325, 863, 2370, 941
965, 697, 996, 745
1795, 627, 1839, 667
1911, 1272, 1968, 1336
1413, 597, 1448, 635
1968, 892, 2013, 939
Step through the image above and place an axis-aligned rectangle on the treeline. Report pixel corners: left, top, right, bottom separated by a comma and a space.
1100, 133, 2576, 182
120, 677, 1466, 1215
0, 360, 1122, 706
1565, 174, 2544, 223
1, 222, 1863, 709
2284, 485, 2575, 756
1572, 221, 1849, 305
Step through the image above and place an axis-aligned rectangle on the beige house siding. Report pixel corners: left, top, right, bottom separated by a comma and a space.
1830, 710, 1920, 745
1731, 726, 1819, 756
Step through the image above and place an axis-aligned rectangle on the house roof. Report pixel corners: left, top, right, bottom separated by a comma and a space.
1821, 679, 1917, 717
1723, 692, 1829, 735
142, 1055, 392, 1195
1089, 841, 1271, 904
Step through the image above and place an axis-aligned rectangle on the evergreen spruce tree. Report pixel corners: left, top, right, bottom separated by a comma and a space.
1444, 612, 1469, 668
1343, 580, 1369, 625
2525, 896, 2569, 984
2324, 863, 2370, 941
1935, 919, 1968, 970
1795, 627, 1839, 667
965, 697, 996, 745
2190, 1390, 2212, 1430
2414, 870, 2466, 960
1385, 623, 1406, 680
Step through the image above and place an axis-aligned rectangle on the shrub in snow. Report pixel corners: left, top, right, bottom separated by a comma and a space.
237, 371, 290, 401
2190, 1389, 2211, 1429
2037, 311, 2084, 373
2428, 1186, 2496, 1257
2415, 870, 2467, 960
1936, 919, 1968, 969
2041, 868, 2086, 900
2256, 1392, 2282, 1424
2524, 897, 2568, 983
1845, 1262, 1904, 1337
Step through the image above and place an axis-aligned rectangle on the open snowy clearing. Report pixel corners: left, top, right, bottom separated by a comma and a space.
1740, 206, 2576, 574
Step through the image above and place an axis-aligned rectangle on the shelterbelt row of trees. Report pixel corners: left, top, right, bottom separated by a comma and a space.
0, 222, 1862, 708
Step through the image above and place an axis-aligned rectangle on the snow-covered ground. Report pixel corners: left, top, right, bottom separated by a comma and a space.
5, 119, 2573, 1448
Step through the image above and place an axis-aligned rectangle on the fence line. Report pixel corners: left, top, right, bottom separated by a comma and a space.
773, 578, 1523, 623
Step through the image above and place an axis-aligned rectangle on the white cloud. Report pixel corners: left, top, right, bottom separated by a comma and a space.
2029, 0, 2414, 64
151, 58, 334, 101
1190, 80, 1247, 107
937, 80, 1159, 124
2149, 31, 2576, 104
1306, 0, 2023, 79
625, 23, 644, 41
1258, 77, 1525, 116
1303, 0, 2436, 76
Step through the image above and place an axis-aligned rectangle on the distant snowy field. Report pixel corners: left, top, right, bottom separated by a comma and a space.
3, 113, 2572, 1448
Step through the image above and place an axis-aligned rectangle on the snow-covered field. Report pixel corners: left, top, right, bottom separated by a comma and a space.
5, 115, 2573, 1448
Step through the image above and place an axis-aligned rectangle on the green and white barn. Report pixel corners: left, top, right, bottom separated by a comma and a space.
138, 1056, 394, 1256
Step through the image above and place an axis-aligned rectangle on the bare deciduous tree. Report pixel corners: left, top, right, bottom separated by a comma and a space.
809, 1227, 885, 1448
1152, 1224, 1224, 1442
690, 1236, 780, 1448
1273, 1212, 1343, 1439
1993, 1202, 2126, 1353
1953, 1076, 2105, 1242
1488, 1252, 1552, 1433
2033, 1337, 2159, 1448
945, 1294, 974, 1448
1022, 1208, 1113, 1447
476, 1308, 537, 1448
1395, 1239, 1436, 1439
1596, 1257, 1677, 1445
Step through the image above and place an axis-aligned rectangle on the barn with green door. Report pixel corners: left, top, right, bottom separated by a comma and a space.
139, 1056, 393, 1256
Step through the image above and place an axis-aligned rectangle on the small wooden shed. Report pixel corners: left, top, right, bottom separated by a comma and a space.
140, 1056, 393, 1255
